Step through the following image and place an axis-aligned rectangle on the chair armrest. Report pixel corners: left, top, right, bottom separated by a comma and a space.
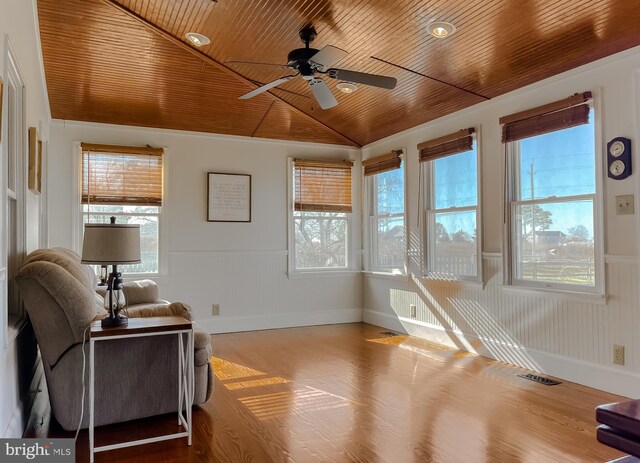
127, 301, 193, 321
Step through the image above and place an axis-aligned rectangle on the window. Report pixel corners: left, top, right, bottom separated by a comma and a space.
420, 129, 481, 280
502, 92, 601, 292
290, 158, 353, 271
364, 150, 405, 273
81, 144, 163, 274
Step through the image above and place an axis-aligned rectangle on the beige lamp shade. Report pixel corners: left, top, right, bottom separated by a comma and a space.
81, 222, 141, 265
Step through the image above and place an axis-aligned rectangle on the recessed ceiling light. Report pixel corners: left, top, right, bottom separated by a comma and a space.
336, 81, 358, 94
428, 21, 456, 39
185, 32, 211, 47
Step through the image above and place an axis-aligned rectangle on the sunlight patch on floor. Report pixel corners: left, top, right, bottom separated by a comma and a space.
367, 335, 410, 346
238, 386, 355, 420
225, 376, 289, 390
211, 356, 268, 381
366, 335, 475, 365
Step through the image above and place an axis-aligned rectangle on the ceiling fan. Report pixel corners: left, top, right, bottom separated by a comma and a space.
230, 26, 397, 110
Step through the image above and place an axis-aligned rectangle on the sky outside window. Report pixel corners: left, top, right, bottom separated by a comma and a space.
519, 113, 595, 237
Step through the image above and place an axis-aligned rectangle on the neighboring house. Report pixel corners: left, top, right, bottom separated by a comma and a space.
535, 230, 567, 247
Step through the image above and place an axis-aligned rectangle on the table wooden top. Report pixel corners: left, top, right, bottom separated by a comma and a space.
90, 316, 192, 338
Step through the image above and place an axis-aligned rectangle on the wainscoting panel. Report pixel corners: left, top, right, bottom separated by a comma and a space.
363, 256, 640, 396
155, 250, 363, 333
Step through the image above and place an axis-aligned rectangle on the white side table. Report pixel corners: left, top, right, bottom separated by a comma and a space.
89, 316, 194, 462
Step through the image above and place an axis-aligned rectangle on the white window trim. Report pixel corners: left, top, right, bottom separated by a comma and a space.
3, 36, 28, 345
363, 149, 407, 275
421, 132, 483, 283
502, 98, 605, 296
72, 142, 168, 278
286, 157, 355, 276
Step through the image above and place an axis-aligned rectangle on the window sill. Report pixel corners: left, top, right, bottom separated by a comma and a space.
499, 284, 608, 305
287, 270, 360, 279
362, 271, 408, 281
417, 276, 485, 290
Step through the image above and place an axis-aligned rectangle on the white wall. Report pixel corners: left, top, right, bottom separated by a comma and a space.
48, 123, 363, 333
361, 45, 640, 398
0, 0, 51, 437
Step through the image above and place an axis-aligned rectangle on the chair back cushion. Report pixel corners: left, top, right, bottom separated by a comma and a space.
16, 248, 99, 367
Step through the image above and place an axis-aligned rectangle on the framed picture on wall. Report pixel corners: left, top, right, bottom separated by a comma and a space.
28, 127, 41, 194
207, 172, 251, 222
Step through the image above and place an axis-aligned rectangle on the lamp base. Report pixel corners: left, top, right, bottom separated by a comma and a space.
101, 313, 128, 327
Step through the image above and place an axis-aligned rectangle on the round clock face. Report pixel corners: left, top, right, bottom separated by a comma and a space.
610, 160, 626, 176
610, 140, 626, 157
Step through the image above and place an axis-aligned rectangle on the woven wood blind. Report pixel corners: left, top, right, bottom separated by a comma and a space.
418, 128, 475, 162
500, 92, 592, 143
362, 150, 403, 176
81, 143, 163, 206
294, 158, 353, 213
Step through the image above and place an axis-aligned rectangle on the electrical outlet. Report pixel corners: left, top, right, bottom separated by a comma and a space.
616, 195, 634, 215
212, 304, 220, 316
613, 344, 625, 365
410, 304, 417, 319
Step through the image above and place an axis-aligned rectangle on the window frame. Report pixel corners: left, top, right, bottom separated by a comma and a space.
2, 38, 28, 341
422, 133, 483, 283
503, 101, 605, 295
74, 143, 168, 278
364, 154, 407, 275
287, 157, 355, 275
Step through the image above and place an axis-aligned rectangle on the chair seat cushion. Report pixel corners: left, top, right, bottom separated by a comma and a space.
597, 401, 640, 437
598, 425, 640, 458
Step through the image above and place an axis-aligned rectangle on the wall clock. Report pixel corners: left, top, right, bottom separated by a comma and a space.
607, 137, 632, 180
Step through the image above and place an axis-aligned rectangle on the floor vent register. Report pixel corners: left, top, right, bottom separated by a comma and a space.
518, 373, 562, 386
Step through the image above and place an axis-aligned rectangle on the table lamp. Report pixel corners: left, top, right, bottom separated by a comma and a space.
81, 216, 141, 327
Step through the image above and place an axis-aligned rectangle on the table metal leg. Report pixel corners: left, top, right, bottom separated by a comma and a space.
89, 339, 95, 463
188, 329, 193, 446
178, 333, 183, 425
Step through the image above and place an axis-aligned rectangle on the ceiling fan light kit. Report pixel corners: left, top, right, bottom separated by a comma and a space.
185, 32, 211, 46
336, 81, 358, 93
428, 21, 456, 38
235, 26, 397, 109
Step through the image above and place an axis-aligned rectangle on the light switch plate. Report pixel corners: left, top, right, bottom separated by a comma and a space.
616, 195, 634, 215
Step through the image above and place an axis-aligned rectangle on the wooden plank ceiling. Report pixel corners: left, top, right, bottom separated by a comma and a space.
39, 0, 640, 147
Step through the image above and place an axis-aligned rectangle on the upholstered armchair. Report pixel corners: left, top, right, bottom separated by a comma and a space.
15, 248, 214, 431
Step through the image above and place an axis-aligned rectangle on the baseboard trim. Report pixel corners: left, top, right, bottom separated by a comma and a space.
197, 308, 363, 334
363, 310, 639, 398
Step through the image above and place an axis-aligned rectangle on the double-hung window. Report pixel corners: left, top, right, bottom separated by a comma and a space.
81, 143, 163, 274
502, 92, 601, 292
420, 129, 481, 280
290, 158, 353, 271
364, 150, 405, 273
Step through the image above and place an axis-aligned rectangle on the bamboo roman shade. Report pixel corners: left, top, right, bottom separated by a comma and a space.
294, 159, 353, 213
418, 128, 475, 162
81, 143, 163, 206
362, 150, 403, 176
500, 92, 592, 143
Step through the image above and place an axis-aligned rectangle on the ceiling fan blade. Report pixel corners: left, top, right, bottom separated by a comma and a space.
239, 76, 296, 99
227, 60, 291, 70
308, 78, 338, 110
309, 45, 348, 71
327, 68, 397, 90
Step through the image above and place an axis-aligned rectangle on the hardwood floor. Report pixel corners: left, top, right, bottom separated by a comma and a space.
25, 323, 625, 462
